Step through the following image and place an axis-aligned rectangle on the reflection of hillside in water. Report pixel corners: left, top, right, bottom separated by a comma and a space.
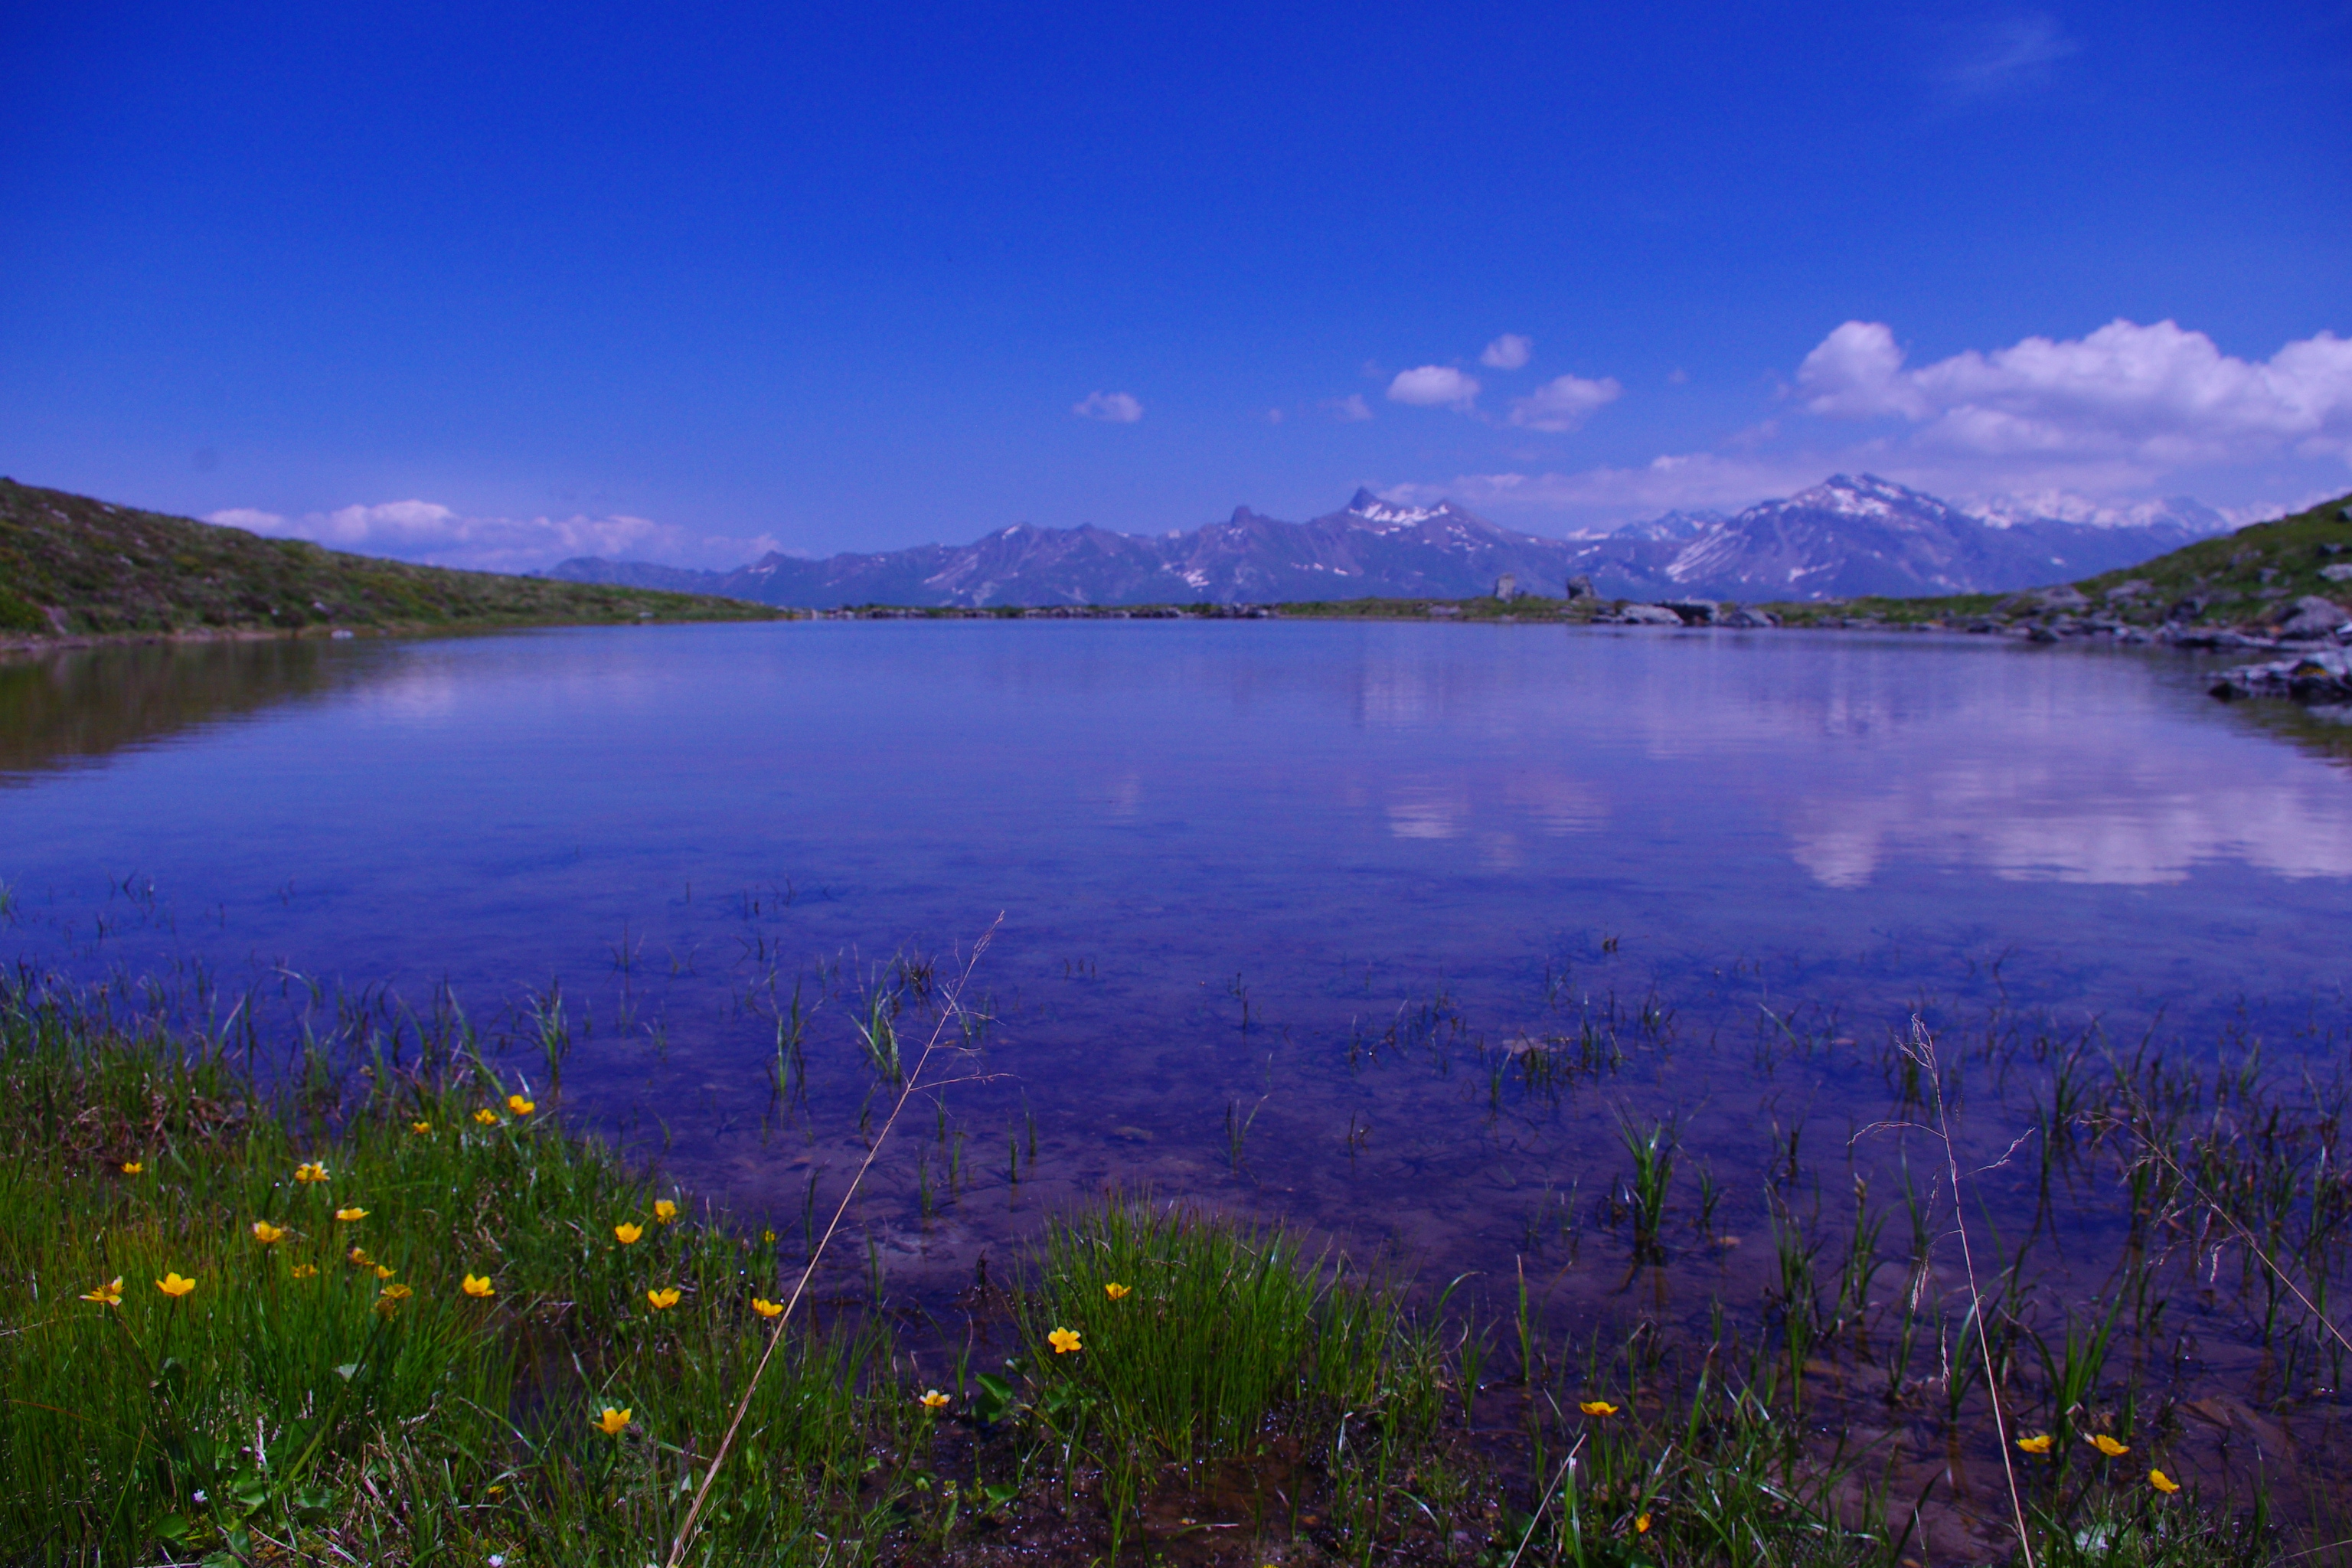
2226, 696, 2352, 770
0, 639, 374, 778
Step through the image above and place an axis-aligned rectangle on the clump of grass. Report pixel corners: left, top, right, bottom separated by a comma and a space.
0, 981, 907, 1565
1015, 1199, 1448, 1556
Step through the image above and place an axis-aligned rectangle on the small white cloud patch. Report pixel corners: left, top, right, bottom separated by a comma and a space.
1387, 366, 1481, 409
1508, 374, 1623, 433
1325, 394, 1374, 423
1073, 390, 1144, 423
206, 502, 779, 573
1480, 334, 1533, 370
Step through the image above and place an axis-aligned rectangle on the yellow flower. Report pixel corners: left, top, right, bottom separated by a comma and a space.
156, 1272, 196, 1298
751, 1297, 784, 1318
1635, 1513, 1652, 1534
291, 1263, 318, 1279
462, 1273, 495, 1298
380, 1282, 413, 1301
294, 1162, 328, 1184
410, 1120, 432, 1135
348, 1246, 371, 1266
920, 1388, 950, 1410
613, 1222, 643, 1245
81, 1277, 124, 1306
507, 1094, 535, 1116
1048, 1327, 1082, 1355
1579, 1400, 1619, 1417
374, 1264, 397, 1280
250, 1220, 287, 1245
762, 1227, 778, 1244
595, 1406, 631, 1436
335, 1206, 368, 1223
120, 1161, 145, 1175
2089, 1433, 2130, 1457
1105, 1282, 1132, 1301
2017, 1434, 2054, 1454
474, 1108, 501, 1125
653, 1199, 678, 1223
646, 1286, 681, 1310
2150, 1468, 2180, 1494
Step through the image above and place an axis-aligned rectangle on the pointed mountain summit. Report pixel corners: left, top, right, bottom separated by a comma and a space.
550, 479, 2223, 608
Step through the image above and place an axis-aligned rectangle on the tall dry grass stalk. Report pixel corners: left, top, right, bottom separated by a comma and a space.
1895, 1015, 2037, 1568
661, 920, 999, 1568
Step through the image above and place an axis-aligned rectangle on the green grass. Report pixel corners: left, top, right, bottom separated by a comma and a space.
2, 969, 2319, 1566
0, 985, 903, 1565
0, 478, 782, 641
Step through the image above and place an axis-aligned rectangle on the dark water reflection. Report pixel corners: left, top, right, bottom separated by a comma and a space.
6, 621, 2352, 1550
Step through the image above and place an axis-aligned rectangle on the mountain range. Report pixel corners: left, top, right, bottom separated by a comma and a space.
548, 475, 2227, 609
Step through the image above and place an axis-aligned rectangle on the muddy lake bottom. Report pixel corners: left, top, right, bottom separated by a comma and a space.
7, 619, 2352, 1558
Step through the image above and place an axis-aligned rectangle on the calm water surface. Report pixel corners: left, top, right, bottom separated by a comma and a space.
7, 622, 2350, 1214
8, 621, 2352, 1539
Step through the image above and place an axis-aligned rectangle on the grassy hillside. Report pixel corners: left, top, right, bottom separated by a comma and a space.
0, 479, 781, 641
1762, 490, 2352, 629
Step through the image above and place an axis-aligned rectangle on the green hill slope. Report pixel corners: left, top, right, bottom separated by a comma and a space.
1763, 490, 2352, 632
0, 479, 779, 642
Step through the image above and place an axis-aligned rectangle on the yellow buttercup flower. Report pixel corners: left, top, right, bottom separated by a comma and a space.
614, 1222, 644, 1244
920, 1389, 950, 1410
474, 1108, 501, 1125
374, 1264, 397, 1280
595, 1406, 631, 1436
1579, 1400, 1619, 1417
2149, 1468, 2180, 1494
1105, 1282, 1132, 1301
410, 1120, 432, 1135
1635, 1514, 1652, 1534
653, 1199, 678, 1223
347, 1246, 371, 1266
335, 1207, 368, 1223
2017, 1434, 2054, 1454
751, 1297, 784, 1318
121, 1161, 145, 1175
81, 1277, 124, 1306
250, 1220, 287, 1245
290, 1263, 318, 1279
294, 1162, 328, 1184
1048, 1327, 1082, 1355
376, 1282, 413, 1315
156, 1272, 196, 1298
507, 1094, 535, 1116
646, 1286, 681, 1310
462, 1273, 495, 1298
2089, 1433, 2130, 1457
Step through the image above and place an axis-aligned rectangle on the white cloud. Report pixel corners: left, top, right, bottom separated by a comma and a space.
1325, 394, 1374, 423
207, 501, 779, 574
1398, 452, 1829, 521
1795, 318, 2352, 466
1480, 334, 1533, 370
1507, 374, 1623, 433
1387, 365, 1481, 409
1073, 390, 1143, 423
1948, 14, 2078, 97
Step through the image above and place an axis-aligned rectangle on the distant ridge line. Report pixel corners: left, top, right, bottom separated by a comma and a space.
548, 475, 2228, 610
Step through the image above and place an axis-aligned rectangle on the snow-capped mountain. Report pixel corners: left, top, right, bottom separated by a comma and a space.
549, 477, 2224, 607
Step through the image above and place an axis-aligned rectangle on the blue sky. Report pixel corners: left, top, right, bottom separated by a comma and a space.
4, 1, 2348, 570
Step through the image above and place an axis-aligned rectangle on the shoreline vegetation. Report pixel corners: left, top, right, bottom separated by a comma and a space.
0, 479, 779, 655
1, 963, 2320, 1567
